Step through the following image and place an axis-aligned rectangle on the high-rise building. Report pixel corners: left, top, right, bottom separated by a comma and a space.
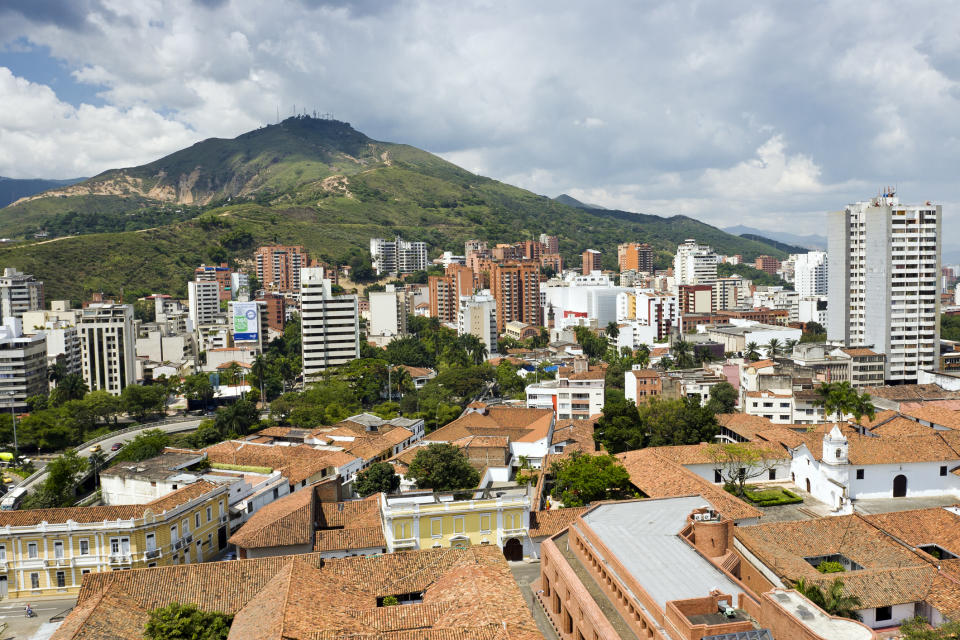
255, 245, 309, 293
256, 292, 287, 333
539, 234, 559, 255
458, 292, 498, 356
827, 192, 941, 383
79, 303, 136, 394
753, 255, 780, 276
27, 320, 82, 377
188, 280, 221, 330
370, 236, 428, 276
617, 243, 654, 273
489, 261, 542, 332
428, 264, 474, 323
300, 268, 359, 378
793, 251, 828, 298
673, 239, 717, 286
0, 268, 43, 322
582, 249, 602, 274
519, 240, 545, 261
678, 284, 713, 314
712, 276, 748, 312
0, 318, 48, 412
368, 285, 413, 344
195, 263, 233, 301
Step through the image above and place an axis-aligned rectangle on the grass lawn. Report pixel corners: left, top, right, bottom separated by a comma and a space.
726, 484, 803, 507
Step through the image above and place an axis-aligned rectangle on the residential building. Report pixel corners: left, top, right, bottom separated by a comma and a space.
504, 320, 540, 341
79, 303, 136, 394
839, 347, 886, 388
794, 250, 828, 298
231, 271, 250, 298
828, 192, 941, 383
255, 292, 287, 332
617, 290, 677, 341
489, 261, 542, 331
427, 263, 473, 323
581, 249, 601, 274
382, 485, 533, 559
194, 263, 233, 301
799, 295, 828, 325
0, 481, 229, 600
542, 271, 626, 330
753, 286, 800, 323
227, 297, 267, 351
254, 245, 309, 293
368, 285, 412, 346
47, 546, 541, 640
37, 320, 82, 377
673, 238, 717, 286
706, 322, 801, 357
540, 252, 563, 273
753, 254, 779, 275
617, 242, 654, 272
457, 291, 497, 356
526, 359, 605, 420
678, 283, 712, 314
0, 318, 47, 412
712, 275, 748, 311
369, 236, 428, 276
539, 233, 559, 254
0, 268, 43, 322
187, 279, 220, 330
624, 366, 661, 404
300, 267, 359, 377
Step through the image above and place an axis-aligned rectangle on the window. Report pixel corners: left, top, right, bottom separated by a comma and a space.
81, 569, 91, 576
480, 514, 492, 532
182, 519, 190, 535
941, 465, 948, 477
273, 487, 279, 500
453, 517, 465, 534
27, 542, 38, 559
768, 469, 776, 480
195, 512, 201, 529
56, 571, 65, 588
206, 506, 212, 522
394, 522, 410, 539
714, 469, 722, 483
856, 469, 864, 480
0, 544, 6, 561
30, 573, 39, 589
146, 533, 156, 552
430, 518, 443, 537
110, 537, 130, 556
79, 539, 90, 556
171, 524, 179, 543
54, 541, 64, 559
875, 606, 892, 621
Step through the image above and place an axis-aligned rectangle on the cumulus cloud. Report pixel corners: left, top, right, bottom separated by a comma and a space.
0, 0, 958, 251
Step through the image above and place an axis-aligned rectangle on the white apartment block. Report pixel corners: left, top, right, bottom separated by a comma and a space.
368, 285, 411, 345
188, 280, 220, 331
827, 193, 941, 383
793, 251, 828, 298
0, 318, 48, 412
712, 276, 749, 311
79, 303, 136, 394
458, 291, 498, 357
37, 321, 82, 377
300, 268, 359, 378
799, 296, 828, 326
673, 239, 717, 286
753, 287, 800, 323
370, 236, 428, 276
617, 290, 677, 342
541, 272, 626, 330
0, 268, 43, 321
526, 363, 605, 421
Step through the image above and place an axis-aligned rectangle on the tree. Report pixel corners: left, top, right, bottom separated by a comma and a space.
708, 443, 781, 497
595, 390, 644, 453
85, 390, 122, 425
898, 616, 960, 639
549, 452, 634, 507
180, 374, 215, 404
848, 390, 877, 432
24, 449, 88, 509
354, 462, 400, 497
384, 336, 433, 368
706, 381, 738, 415
671, 339, 695, 369
121, 384, 167, 421
766, 338, 783, 358
792, 577, 862, 621
744, 342, 761, 361
407, 443, 480, 491
89, 450, 107, 488
144, 602, 233, 640
641, 397, 719, 448
113, 429, 170, 462
813, 381, 873, 427
213, 399, 260, 437
50, 373, 88, 407
605, 321, 620, 340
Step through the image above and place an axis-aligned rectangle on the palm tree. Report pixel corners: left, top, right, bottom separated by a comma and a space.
47, 361, 66, 386
657, 355, 674, 371
848, 391, 876, 433
672, 339, 694, 369
784, 338, 799, 354
766, 338, 783, 358
606, 321, 620, 340
744, 342, 761, 361
814, 381, 856, 425
792, 577, 862, 620
51, 373, 89, 407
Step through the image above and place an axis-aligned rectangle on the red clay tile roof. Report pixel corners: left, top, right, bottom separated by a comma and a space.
319, 495, 381, 529
229, 486, 315, 549
398, 365, 434, 378
650, 442, 788, 466
795, 432, 960, 465
314, 527, 386, 552
204, 441, 358, 485
899, 404, 960, 430
426, 407, 553, 445
529, 507, 589, 538
840, 348, 879, 357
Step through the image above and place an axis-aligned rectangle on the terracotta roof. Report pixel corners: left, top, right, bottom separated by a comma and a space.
229, 487, 315, 549
314, 527, 386, 552
858, 409, 901, 430
549, 418, 600, 455
56, 547, 542, 640
650, 442, 788, 466
631, 368, 660, 378
346, 427, 413, 461
899, 404, 960, 430
204, 441, 358, 485
398, 365, 434, 378
529, 507, 589, 538
747, 360, 775, 369
864, 507, 960, 558
840, 348, 879, 357
426, 407, 553, 445
795, 432, 960, 465
869, 417, 936, 437
864, 384, 960, 402
616, 448, 762, 521
319, 495, 381, 529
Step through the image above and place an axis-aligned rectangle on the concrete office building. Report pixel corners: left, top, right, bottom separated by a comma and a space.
457, 291, 498, 357
79, 303, 136, 394
370, 236, 428, 276
794, 250, 828, 298
828, 192, 941, 383
0, 268, 43, 322
0, 318, 48, 412
300, 268, 359, 378
673, 239, 717, 286
188, 280, 220, 330
194, 263, 233, 301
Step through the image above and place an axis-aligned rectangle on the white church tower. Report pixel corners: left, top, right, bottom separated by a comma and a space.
821, 426, 852, 513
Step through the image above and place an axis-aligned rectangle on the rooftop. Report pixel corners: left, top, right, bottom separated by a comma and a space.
103, 451, 207, 482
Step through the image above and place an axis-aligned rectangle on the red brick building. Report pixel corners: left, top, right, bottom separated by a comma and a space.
754, 255, 780, 276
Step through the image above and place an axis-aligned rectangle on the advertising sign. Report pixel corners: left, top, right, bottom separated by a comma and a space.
233, 302, 260, 342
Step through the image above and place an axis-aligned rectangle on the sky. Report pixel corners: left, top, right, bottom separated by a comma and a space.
1, 0, 959, 259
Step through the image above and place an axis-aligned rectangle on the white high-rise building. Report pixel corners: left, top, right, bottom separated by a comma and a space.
0, 268, 43, 322
827, 193, 941, 383
300, 268, 360, 378
458, 291, 498, 357
188, 280, 221, 331
793, 251, 828, 298
673, 239, 717, 286
0, 318, 48, 412
79, 303, 136, 394
370, 236, 428, 276
368, 285, 412, 346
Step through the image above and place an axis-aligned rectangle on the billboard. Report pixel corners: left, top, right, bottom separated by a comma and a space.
233, 302, 260, 342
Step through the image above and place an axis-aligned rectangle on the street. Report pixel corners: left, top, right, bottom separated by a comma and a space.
0, 595, 76, 639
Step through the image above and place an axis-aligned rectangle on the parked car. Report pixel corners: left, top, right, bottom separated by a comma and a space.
88, 444, 102, 453
111, 442, 123, 452
222, 551, 237, 561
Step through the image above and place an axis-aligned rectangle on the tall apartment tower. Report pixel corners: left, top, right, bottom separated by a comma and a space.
370, 236, 428, 276
188, 280, 221, 330
79, 303, 136, 394
490, 262, 542, 332
0, 268, 44, 322
539, 234, 559, 255
673, 239, 717, 286
255, 245, 308, 293
794, 251, 828, 298
300, 268, 359, 378
0, 318, 48, 412
582, 249, 602, 274
428, 264, 474, 323
617, 243, 653, 273
827, 193, 941, 383
458, 292, 498, 356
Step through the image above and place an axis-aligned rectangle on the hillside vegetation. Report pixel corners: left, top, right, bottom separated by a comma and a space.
0, 116, 790, 302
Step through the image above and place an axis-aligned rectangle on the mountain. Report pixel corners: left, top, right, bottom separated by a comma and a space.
738, 233, 809, 255
724, 225, 826, 251
0, 176, 85, 208
552, 193, 605, 210
0, 116, 792, 302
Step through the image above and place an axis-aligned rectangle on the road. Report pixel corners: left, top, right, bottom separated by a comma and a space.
0, 595, 76, 639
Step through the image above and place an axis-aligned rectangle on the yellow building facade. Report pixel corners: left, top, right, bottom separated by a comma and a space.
382, 487, 531, 560
0, 481, 229, 599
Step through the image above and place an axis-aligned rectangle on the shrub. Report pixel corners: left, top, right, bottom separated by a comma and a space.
817, 560, 846, 574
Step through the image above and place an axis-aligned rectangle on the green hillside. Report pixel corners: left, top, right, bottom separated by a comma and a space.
0, 116, 790, 302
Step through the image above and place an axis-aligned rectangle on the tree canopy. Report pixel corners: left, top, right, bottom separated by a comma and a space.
144, 602, 233, 640
595, 392, 720, 454
549, 452, 634, 507
407, 443, 480, 491
354, 461, 400, 497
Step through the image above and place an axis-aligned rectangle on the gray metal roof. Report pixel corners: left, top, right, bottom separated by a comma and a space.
580, 497, 745, 610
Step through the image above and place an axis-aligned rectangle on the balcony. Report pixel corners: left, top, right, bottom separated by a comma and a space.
144, 548, 162, 561
44, 558, 70, 568
109, 554, 131, 565
393, 537, 418, 550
